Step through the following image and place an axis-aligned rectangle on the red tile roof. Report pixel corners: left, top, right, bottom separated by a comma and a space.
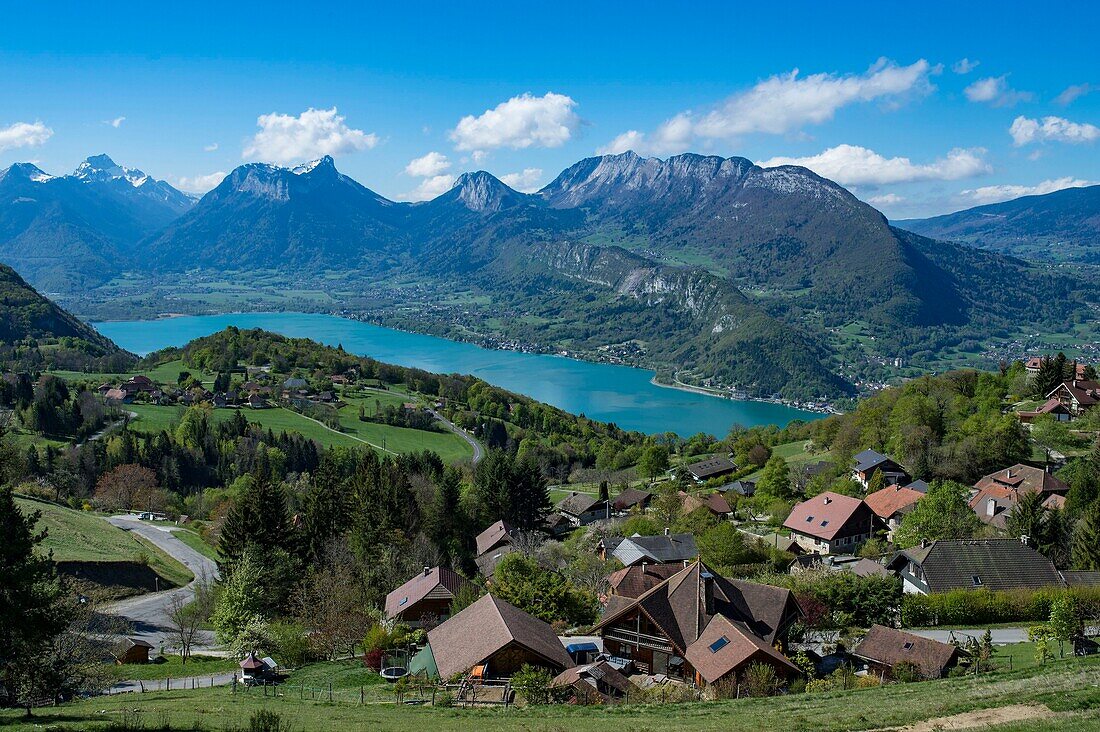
783, 492, 868, 541
864, 485, 924, 520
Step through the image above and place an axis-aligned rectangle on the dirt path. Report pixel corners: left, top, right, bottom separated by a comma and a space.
882, 704, 1056, 732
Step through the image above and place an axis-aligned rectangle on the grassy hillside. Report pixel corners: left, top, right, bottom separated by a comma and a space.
15, 495, 193, 593
3, 654, 1098, 731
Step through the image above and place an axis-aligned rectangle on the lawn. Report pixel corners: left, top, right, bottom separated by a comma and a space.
171, 527, 220, 562
108, 655, 239, 682
4, 653, 1099, 731
746, 440, 833, 481
14, 496, 193, 588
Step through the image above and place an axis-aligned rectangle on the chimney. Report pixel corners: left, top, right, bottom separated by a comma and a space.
823, 496, 832, 505
423, 566, 430, 576
986, 498, 997, 517
1020, 535, 1030, 545
664, 527, 670, 536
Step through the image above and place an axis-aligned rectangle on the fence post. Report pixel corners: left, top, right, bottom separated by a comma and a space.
167, 677, 170, 691
329, 682, 333, 702
139, 681, 144, 693
360, 686, 364, 705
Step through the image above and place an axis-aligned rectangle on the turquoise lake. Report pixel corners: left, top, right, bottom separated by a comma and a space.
95, 312, 821, 437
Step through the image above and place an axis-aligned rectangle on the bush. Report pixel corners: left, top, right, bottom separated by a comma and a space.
511, 664, 554, 705
268, 621, 312, 667
740, 662, 778, 697
892, 660, 922, 682
901, 586, 1100, 627
248, 709, 291, 732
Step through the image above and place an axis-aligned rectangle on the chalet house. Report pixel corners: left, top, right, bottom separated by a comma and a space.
595, 561, 802, 686
718, 480, 756, 497
864, 484, 924, 534
247, 393, 268, 409
385, 566, 472, 627
612, 488, 652, 514
557, 492, 610, 527
474, 519, 517, 579
412, 594, 574, 680
680, 491, 732, 518
783, 492, 880, 555
331, 374, 350, 385
550, 660, 636, 702
212, 393, 228, 408
886, 538, 1064, 595
1026, 357, 1089, 382
598, 531, 698, 567
103, 387, 131, 404
853, 625, 963, 680
969, 464, 1069, 530
685, 456, 738, 483
606, 563, 683, 599
120, 375, 156, 395
1046, 379, 1100, 417
852, 449, 910, 488
114, 637, 153, 664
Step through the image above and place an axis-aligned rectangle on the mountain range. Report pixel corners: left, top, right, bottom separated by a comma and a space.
0, 152, 1093, 399
898, 185, 1100, 263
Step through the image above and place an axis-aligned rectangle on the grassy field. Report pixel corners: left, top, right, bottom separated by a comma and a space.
14, 496, 193, 588
4, 654, 1099, 731
109, 655, 239, 682
171, 527, 220, 562
746, 440, 834, 481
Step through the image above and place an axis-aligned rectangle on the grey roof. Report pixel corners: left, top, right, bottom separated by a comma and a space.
718, 480, 756, 496
557, 492, 603, 516
890, 539, 1064, 593
610, 533, 698, 566
685, 456, 738, 480
853, 449, 894, 472
906, 479, 931, 493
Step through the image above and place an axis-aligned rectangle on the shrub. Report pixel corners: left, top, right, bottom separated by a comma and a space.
892, 660, 922, 682
248, 709, 291, 732
740, 662, 778, 697
435, 691, 455, 707
901, 586, 1100, 627
511, 664, 554, 706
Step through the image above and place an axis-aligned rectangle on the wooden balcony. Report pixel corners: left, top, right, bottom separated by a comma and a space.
604, 626, 675, 654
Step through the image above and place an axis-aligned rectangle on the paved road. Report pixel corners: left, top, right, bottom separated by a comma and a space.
429, 408, 484, 464
910, 627, 1030, 644
104, 516, 220, 653
107, 672, 238, 695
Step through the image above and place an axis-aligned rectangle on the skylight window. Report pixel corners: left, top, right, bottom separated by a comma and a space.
709, 636, 730, 653
398, 597, 409, 606
903, 642, 914, 651
820, 520, 830, 527
972, 575, 983, 586
805, 516, 814, 522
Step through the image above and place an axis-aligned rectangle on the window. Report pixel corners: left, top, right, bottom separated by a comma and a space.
903, 642, 914, 651
398, 597, 409, 607
820, 520, 830, 527
709, 636, 730, 653
805, 516, 814, 522
972, 575, 983, 586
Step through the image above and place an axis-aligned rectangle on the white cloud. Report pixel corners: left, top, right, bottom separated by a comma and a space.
405, 151, 451, 177
960, 177, 1097, 205
757, 144, 989, 186
597, 130, 646, 155
963, 76, 1032, 107
499, 168, 543, 192
243, 107, 378, 163
450, 92, 580, 153
402, 174, 456, 202
176, 171, 228, 193
867, 193, 904, 206
1010, 115, 1100, 145
600, 59, 937, 156
1055, 83, 1093, 106
952, 58, 979, 74
204, 142, 219, 152
104, 116, 125, 128
0, 121, 53, 153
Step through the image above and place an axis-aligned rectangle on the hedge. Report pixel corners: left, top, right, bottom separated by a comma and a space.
901, 586, 1100, 627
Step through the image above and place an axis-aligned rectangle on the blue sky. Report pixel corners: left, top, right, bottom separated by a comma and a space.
1, 1, 1098, 217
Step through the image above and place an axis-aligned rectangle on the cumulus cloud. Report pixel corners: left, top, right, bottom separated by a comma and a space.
402, 174, 456, 202
1010, 115, 1100, 145
450, 92, 580, 153
0, 121, 53, 153
204, 143, 219, 152
866, 193, 904, 206
243, 107, 378, 163
963, 76, 1033, 107
176, 171, 228, 193
757, 144, 989, 186
952, 58, 980, 74
960, 177, 1097, 205
405, 151, 451, 177
499, 168, 543, 192
1055, 83, 1093, 106
104, 116, 126, 128
598, 59, 937, 156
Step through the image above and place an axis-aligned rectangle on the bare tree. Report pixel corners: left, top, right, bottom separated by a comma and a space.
164, 572, 214, 665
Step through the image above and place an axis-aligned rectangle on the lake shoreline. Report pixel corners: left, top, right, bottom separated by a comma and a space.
648, 375, 839, 416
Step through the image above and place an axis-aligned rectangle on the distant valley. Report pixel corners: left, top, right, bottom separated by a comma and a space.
1, 151, 1096, 402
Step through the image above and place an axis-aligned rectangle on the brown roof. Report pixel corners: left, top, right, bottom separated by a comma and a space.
680, 491, 732, 515
685, 456, 738, 480
970, 464, 1069, 529
1049, 380, 1100, 407
853, 625, 960, 679
865, 485, 924, 520
385, 566, 471, 619
684, 615, 799, 684
425, 594, 573, 679
474, 544, 516, 579
557, 492, 605, 516
550, 660, 635, 697
475, 519, 515, 556
783, 492, 869, 540
606, 563, 683, 598
612, 488, 652, 511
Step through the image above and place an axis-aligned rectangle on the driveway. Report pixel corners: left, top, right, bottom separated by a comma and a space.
104, 516, 220, 653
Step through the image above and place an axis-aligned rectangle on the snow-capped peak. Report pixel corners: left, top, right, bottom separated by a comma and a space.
72, 154, 149, 188
292, 155, 336, 175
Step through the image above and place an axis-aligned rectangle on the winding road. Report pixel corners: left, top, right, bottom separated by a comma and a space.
104, 516, 220, 653
429, 408, 484, 464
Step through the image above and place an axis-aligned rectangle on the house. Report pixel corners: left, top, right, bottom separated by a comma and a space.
718, 480, 756, 497
595, 561, 802, 686
864, 484, 925, 534
239, 652, 278, 683
598, 531, 698, 567
283, 377, 308, 390
114, 637, 153, 664
886, 538, 1065, 595
475, 545, 516, 579
103, 387, 132, 404
1026, 357, 1089, 382
1046, 379, 1100, 417
550, 660, 636, 702
212, 393, 228, 408
331, 374, 350, 385
120, 375, 156, 394
969, 464, 1069, 530
247, 393, 268, 409
605, 563, 684, 599
684, 456, 738, 483
385, 566, 472, 627
412, 594, 574, 680
1018, 397, 1075, 423
783, 492, 880, 555
557, 492, 610, 527
476, 519, 515, 557
612, 488, 652, 514
742, 530, 803, 555
853, 625, 963, 679
852, 449, 910, 488
679, 491, 732, 518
